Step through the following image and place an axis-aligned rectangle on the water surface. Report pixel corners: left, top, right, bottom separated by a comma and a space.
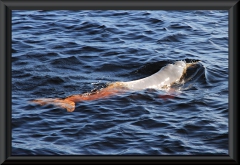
12, 10, 228, 155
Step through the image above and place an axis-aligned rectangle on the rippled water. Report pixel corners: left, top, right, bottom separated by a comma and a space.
12, 10, 228, 155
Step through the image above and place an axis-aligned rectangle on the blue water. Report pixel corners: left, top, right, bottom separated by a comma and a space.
12, 10, 228, 155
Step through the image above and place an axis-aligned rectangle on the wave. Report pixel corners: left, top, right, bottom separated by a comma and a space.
157, 32, 187, 42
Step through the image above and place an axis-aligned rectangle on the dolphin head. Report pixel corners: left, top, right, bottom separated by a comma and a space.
174, 61, 186, 68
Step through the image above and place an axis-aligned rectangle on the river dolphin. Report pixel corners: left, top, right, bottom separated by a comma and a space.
31, 61, 198, 112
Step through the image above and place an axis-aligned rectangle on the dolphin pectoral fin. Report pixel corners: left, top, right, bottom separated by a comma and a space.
158, 94, 175, 100
31, 98, 76, 112
158, 88, 181, 100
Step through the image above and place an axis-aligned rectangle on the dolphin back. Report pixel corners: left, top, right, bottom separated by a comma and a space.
122, 61, 187, 90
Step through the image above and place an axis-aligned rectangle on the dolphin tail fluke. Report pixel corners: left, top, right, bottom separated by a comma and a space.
31, 98, 76, 112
